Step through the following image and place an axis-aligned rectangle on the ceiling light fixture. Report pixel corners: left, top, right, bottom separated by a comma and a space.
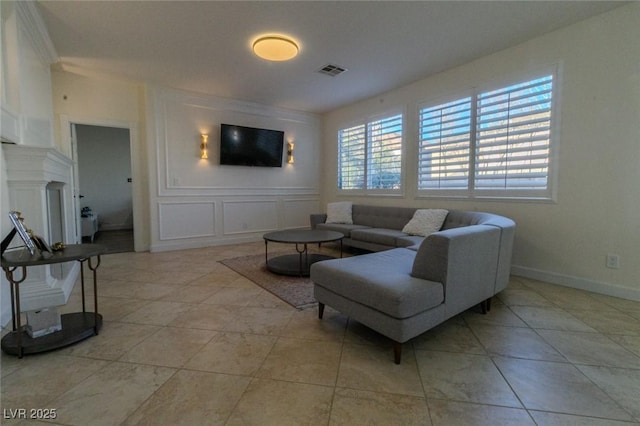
252, 35, 299, 61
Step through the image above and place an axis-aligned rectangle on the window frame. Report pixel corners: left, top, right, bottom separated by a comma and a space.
337, 109, 405, 196
416, 67, 560, 202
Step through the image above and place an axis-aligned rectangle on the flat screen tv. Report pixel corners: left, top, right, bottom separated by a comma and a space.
220, 124, 284, 167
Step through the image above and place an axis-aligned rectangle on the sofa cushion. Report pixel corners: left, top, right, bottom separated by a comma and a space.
317, 222, 369, 237
352, 205, 417, 230
326, 201, 353, 224
350, 228, 409, 247
396, 235, 425, 248
402, 209, 449, 237
311, 248, 444, 319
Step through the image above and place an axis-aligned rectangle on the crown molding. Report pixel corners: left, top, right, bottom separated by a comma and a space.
16, 1, 58, 64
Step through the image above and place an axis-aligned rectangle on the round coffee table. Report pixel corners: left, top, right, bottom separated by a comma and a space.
263, 230, 343, 276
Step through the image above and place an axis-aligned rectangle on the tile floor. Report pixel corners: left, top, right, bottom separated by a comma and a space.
1, 242, 640, 425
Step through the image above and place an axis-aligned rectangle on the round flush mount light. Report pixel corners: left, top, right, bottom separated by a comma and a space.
252, 35, 299, 61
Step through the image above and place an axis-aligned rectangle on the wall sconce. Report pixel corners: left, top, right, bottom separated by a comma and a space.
200, 134, 208, 159
287, 141, 294, 164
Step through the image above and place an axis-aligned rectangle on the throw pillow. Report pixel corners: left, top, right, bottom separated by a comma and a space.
402, 209, 449, 237
326, 202, 353, 224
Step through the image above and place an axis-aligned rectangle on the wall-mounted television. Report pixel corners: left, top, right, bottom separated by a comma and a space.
220, 124, 284, 167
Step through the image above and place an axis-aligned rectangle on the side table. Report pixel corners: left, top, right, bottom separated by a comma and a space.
1, 244, 105, 358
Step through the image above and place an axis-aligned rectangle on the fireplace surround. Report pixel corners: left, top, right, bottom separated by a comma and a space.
3, 143, 79, 312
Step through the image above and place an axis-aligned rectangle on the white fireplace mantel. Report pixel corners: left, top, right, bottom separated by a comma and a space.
3, 144, 73, 184
3, 143, 79, 311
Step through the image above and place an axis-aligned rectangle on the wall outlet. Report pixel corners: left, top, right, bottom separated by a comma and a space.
606, 253, 620, 269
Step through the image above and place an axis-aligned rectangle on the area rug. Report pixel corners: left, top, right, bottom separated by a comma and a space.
219, 253, 316, 310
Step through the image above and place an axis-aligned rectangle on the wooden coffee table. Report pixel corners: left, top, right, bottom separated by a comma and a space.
263, 230, 343, 276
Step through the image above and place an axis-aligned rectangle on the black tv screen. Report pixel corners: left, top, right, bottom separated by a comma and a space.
220, 124, 284, 167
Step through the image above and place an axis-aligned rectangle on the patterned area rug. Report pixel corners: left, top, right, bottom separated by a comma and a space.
219, 253, 316, 309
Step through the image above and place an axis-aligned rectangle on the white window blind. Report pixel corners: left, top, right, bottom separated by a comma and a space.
417, 73, 555, 199
338, 113, 403, 191
476, 75, 553, 191
367, 114, 403, 189
418, 97, 471, 190
338, 124, 366, 189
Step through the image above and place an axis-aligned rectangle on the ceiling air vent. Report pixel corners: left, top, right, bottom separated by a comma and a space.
318, 64, 347, 77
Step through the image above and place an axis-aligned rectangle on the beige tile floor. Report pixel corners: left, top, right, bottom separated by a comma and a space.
2, 241, 640, 425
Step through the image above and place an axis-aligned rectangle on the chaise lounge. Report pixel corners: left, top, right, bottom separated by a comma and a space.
310, 207, 515, 363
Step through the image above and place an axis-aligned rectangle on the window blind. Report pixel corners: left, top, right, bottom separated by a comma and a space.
418, 98, 471, 190
475, 75, 553, 190
367, 114, 403, 189
338, 124, 366, 189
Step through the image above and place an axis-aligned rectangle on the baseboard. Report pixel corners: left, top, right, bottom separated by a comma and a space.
150, 235, 260, 253
98, 225, 133, 231
511, 265, 640, 302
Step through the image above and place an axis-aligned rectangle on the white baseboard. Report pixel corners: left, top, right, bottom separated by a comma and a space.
149, 235, 261, 253
98, 225, 133, 231
511, 265, 640, 302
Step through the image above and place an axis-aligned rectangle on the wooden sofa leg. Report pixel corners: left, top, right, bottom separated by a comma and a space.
479, 297, 492, 314
393, 342, 402, 364
318, 303, 325, 319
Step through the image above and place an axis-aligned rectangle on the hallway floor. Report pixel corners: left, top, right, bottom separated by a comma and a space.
91, 229, 134, 254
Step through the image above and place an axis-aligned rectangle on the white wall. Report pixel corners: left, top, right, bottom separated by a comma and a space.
1, 0, 76, 327
76, 125, 133, 231
51, 70, 149, 251
50, 70, 322, 253
322, 4, 640, 300
0, 1, 56, 148
147, 87, 320, 252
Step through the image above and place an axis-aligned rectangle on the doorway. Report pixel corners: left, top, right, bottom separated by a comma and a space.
74, 124, 134, 253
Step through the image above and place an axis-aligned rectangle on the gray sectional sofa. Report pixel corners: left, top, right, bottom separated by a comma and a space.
311, 205, 425, 251
309, 205, 515, 363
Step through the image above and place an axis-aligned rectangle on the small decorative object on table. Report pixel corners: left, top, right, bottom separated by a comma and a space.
51, 242, 66, 252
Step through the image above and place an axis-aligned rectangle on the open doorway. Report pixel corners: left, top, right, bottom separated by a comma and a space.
75, 124, 134, 253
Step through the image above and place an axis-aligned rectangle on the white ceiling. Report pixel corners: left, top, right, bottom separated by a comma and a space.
37, 1, 623, 114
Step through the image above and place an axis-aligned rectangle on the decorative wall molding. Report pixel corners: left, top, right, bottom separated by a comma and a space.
152, 86, 320, 197
222, 199, 278, 235
150, 195, 320, 252
148, 85, 321, 252
158, 201, 216, 240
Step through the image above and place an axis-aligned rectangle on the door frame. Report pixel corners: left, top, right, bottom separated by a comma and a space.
60, 115, 143, 251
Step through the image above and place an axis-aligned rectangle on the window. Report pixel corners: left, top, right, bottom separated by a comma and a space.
338, 113, 403, 191
418, 74, 555, 199
418, 97, 472, 190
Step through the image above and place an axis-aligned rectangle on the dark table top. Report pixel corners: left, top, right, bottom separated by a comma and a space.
263, 230, 344, 244
1, 244, 106, 268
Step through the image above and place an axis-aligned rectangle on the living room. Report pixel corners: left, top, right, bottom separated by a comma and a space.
47, 2, 640, 300
1, 1, 639, 424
